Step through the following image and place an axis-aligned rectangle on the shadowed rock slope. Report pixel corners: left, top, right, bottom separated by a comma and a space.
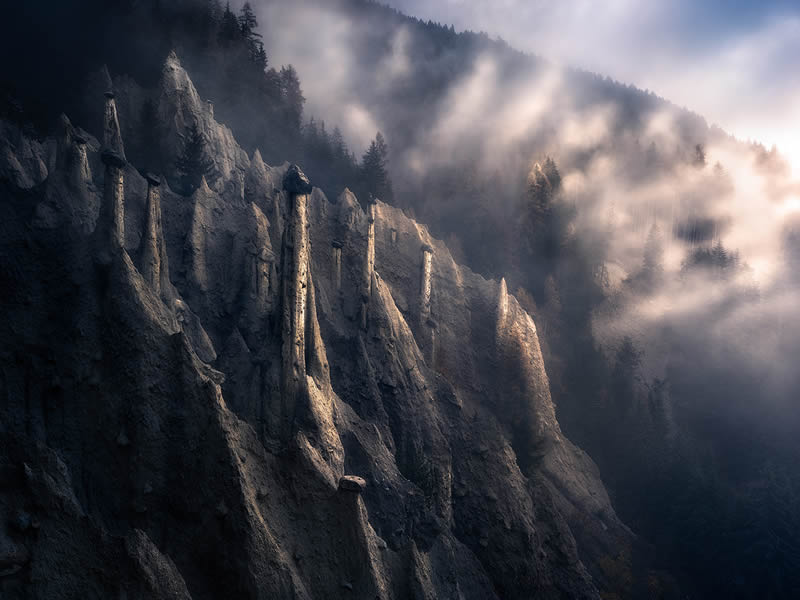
1, 54, 640, 599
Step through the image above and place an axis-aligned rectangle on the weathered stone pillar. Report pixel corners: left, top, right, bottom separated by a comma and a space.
496, 277, 509, 338
207, 99, 214, 120
358, 197, 378, 331
390, 228, 397, 246
55, 114, 73, 171
280, 164, 313, 438
100, 149, 127, 252
103, 91, 126, 160
419, 244, 433, 324
56, 115, 91, 187
72, 134, 92, 187
426, 318, 438, 365
140, 173, 170, 298
332, 240, 343, 293
364, 197, 377, 298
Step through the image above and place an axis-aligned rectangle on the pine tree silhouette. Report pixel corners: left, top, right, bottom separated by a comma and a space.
360, 132, 393, 203
219, 2, 240, 44
176, 123, 213, 194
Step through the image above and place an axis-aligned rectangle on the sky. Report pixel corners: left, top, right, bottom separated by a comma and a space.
384, 0, 800, 174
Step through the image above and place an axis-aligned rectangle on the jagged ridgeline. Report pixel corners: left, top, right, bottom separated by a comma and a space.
1, 53, 642, 599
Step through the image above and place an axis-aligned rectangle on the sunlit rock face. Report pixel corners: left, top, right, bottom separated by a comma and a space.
0, 52, 632, 600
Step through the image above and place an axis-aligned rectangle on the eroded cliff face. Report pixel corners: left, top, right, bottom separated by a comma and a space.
0, 53, 633, 599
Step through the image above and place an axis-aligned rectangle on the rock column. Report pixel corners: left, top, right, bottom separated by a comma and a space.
72, 134, 92, 188
100, 149, 127, 253
496, 277, 509, 339
359, 197, 377, 330
280, 165, 313, 439
56, 115, 92, 189
140, 173, 170, 299
364, 197, 377, 297
103, 91, 126, 160
426, 318, 437, 365
419, 244, 433, 325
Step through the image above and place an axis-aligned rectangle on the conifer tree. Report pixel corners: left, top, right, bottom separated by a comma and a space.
611, 336, 642, 415
238, 3, 264, 66
527, 164, 552, 225
331, 127, 346, 158
219, 2, 240, 44
519, 160, 557, 262
692, 143, 707, 168
176, 123, 213, 194
197, 0, 222, 48
542, 156, 562, 192
254, 43, 268, 71
641, 223, 664, 288
238, 2, 259, 39
279, 66, 304, 132
360, 132, 393, 203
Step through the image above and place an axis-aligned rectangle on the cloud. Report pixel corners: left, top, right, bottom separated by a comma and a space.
256, 1, 382, 152
385, 0, 800, 174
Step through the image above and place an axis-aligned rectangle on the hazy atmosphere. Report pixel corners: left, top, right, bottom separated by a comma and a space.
385, 0, 800, 174
2, 1, 799, 598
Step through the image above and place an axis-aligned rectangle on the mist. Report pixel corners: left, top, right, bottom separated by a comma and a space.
385, 0, 800, 176
255, 0, 800, 392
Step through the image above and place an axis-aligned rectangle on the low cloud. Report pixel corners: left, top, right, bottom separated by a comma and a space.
386, 0, 800, 174
254, 0, 800, 427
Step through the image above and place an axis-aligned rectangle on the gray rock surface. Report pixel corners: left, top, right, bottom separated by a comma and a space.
0, 52, 637, 599
339, 475, 367, 493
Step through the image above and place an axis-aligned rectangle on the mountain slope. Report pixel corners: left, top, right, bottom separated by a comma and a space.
0, 52, 660, 599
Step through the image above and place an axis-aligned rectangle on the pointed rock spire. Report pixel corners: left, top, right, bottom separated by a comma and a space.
99, 64, 113, 94
198, 175, 211, 195
103, 91, 126, 160
98, 148, 127, 256
251, 148, 265, 170
240, 202, 274, 341
497, 277, 509, 336
55, 114, 74, 172
55, 114, 92, 189
280, 164, 312, 441
72, 133, 92, 187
